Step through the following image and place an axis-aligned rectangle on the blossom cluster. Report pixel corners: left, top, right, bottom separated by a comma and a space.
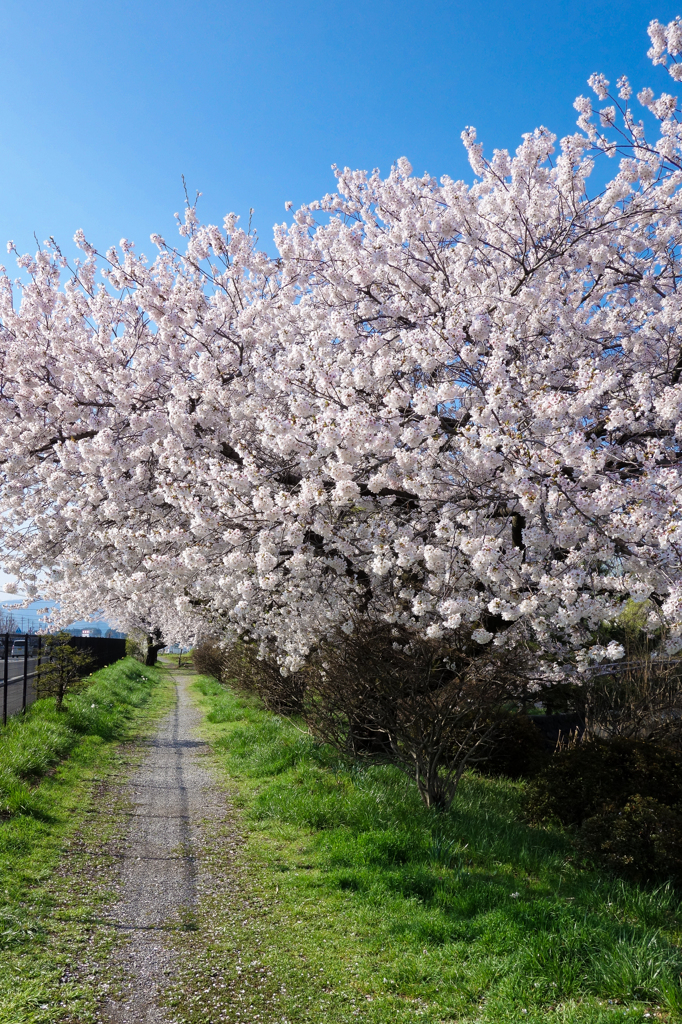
1, 20, 682, 668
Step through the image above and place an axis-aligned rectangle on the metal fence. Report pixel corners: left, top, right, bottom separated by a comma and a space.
1, 633, 127, 725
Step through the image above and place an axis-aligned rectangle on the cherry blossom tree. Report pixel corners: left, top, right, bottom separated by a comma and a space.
1, 18, 682, 674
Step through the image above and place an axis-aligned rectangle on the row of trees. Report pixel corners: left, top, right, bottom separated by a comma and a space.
195, 610, 682, 809
196, 623, 536, 808
1, 19, 682, 799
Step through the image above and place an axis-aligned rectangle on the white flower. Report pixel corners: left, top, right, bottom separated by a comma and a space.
0, 28, 681, 677
605, 641, 625, 661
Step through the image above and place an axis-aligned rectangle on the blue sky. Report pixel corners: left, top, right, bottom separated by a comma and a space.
0, 0, 679, 608
1, 0, 680, 263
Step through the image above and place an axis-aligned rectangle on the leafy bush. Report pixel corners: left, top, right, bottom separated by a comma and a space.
577, 796, 682, 884
36, 631, 94, 708
125, 632, 146, 662
527, 738, 682, 828
528, 737, 682, 883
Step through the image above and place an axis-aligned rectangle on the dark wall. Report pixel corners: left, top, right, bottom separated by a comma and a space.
68, 635, 127, 671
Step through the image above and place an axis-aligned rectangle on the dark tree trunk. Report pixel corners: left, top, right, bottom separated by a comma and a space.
145, 641, 164, 667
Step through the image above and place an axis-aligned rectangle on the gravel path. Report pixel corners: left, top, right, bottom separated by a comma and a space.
102, 665, 227, 1023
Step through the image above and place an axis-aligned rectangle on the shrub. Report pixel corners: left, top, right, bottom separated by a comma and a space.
481, 713, 550, 779
528, 737, 682, 883
36, 632, 94, 709
125, 633, 146, 662
192, 640, 225, 682
304, 621, 531, 809
124, 630, 164, 666
577, 796, 682, 884
527, 738, 682, 828
193, 638, 306, 716
222, 642, 306, 716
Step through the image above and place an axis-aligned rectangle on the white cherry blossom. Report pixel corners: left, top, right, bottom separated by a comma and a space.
0, 22, 681, 668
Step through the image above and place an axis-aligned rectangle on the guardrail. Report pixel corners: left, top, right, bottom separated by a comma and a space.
1, 634, 127, 725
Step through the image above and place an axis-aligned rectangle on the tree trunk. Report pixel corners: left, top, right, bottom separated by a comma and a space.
145, 642, 164, 667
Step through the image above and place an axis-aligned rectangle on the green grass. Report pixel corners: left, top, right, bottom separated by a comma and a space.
171, 674, 682, 1024
0, 659, 166, 817
0, 657, 172, 1024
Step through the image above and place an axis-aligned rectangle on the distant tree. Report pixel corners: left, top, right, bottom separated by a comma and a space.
0, 610, 18, 633
36, 631, 94, 709
125, 627, 165, 666
125, 632, 147, 662
145, 627, 165, 667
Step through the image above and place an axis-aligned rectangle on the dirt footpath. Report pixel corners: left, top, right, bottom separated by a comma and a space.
101, 665, 229, 1023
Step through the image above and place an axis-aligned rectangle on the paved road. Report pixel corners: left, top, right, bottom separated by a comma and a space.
1, 657, 38, 718
102, 666, 226, 1023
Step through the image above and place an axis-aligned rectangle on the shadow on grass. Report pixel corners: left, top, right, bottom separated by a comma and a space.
0, 658, 161, 818
196, 674, 682, 1019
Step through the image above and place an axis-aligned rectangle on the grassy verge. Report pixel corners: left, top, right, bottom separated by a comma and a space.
0, 657, 173, 1024
172, 674, 682, 1024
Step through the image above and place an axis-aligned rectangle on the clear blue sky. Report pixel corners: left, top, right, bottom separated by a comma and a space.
0, 0, 680, 261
